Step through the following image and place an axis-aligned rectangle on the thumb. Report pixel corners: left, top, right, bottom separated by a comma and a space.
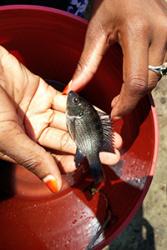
0, 123, 62, 193
63, 24, 108, 93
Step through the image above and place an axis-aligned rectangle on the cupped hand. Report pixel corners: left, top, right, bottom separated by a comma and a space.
68, 0, 167, 119
0, 46, 122, 192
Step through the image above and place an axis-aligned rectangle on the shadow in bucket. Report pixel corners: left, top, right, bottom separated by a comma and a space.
0, 161, 16, 201
110, 206, 155, 250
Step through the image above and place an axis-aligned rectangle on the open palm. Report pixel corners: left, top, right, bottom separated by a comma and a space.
0, 46, 121, 192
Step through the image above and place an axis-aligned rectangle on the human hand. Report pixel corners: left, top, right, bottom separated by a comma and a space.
0, 46, 122, 192
66, 0, 167, 119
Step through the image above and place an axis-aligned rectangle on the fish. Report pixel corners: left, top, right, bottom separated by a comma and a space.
66, 91, 114, 184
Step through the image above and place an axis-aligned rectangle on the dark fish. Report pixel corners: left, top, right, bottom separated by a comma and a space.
66, 91, 114, 183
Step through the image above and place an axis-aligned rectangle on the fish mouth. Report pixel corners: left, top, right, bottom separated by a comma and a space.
68, 90, 76, 97
67, 90, 75, 103
68, 90, 80, 99
67, 90, 80, 108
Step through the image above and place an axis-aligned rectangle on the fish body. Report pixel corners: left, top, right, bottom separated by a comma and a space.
66, 91, 113, 183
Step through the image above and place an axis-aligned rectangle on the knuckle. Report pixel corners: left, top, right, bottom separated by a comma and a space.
125, 17, 150, 36
76, 58, 95, 76
21, 157, 42, 172
20, 151, 49, 178
128, 77, 148, 95
135, 20, 149, 33
60, 132, 72, 151
76, 59, 87, 73
86, 24, 96, 41
148, 78, 159, 91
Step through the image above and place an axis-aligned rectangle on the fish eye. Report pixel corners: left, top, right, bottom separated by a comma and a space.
73, 97, 79, 104
79, 111, 84, 116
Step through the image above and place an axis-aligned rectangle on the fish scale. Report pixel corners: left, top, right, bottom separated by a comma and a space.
75, 119, 100, 155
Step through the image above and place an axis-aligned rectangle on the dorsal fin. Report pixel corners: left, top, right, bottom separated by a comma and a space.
96, 109, 114, 153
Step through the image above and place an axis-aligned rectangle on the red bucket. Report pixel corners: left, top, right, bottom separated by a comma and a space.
0, 5, 158, 250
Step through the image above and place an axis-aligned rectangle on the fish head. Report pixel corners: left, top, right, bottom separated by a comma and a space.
66, 91, 87, 117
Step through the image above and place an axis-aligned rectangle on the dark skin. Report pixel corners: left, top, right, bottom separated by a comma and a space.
69, 0, 167, 119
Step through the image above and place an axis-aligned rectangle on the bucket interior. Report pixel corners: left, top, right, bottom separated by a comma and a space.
0, 6, 158, 250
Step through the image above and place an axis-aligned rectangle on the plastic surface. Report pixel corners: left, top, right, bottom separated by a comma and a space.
0, 5, 158, 250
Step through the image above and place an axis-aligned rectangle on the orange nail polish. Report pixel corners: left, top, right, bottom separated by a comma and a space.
46, 179, 59, 193
43, 175, 59, 193
62, 80, 72, 95
62, 84, 69, 95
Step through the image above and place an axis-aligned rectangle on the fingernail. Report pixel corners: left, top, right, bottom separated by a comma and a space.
112, 116, 122, 121
43, 175, 60, 193
111, 110, 122, 121
62, 80, 72, 95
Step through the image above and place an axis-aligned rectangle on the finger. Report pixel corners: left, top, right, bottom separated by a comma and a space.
53, 148, 121, 173
111, 45, 167, 112
50, 110, 67, 131
52, 148, 120, 175
53, 130, 122, 173
111, 95, 119, 108
148, 39, 167, 86
112, 132, 122, 149
38, 127, 76, 154
111, 33, 149, 118
52, 132, 122, 171
0, 131, 122, 174
0, 151, 15, 163
52, 154, 76, 173
65, 22, 110, 93
0, 122, 62, 193
99, 132, 122, 165
100, 149, 120, 166
52, 93, 67, 112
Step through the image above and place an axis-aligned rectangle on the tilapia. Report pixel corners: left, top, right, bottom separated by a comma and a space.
66, 91, 114, 184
